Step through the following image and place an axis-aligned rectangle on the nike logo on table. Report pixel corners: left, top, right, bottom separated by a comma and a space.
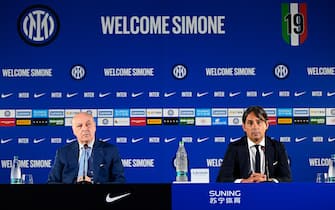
327, 92, 335, 97
105, 193, 131, 203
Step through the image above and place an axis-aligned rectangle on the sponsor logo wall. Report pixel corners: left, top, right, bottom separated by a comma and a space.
0, 0, 334, 183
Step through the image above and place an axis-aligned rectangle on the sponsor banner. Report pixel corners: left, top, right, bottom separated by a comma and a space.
98, 109, 114, 117
293, 117, 309, 124
280, 136, 291, 142
163, 108, 179, 117
268, 117, 277, 125
182, 137, 193, 143
0, 110, 15, 118
65, 109, 81, 117
15, 109, 32, 118
32, 118, 49, 126
309, 117, 325, 125
214, 137, 225, 143
293, 108, 309, 117
149, 137, 160, 143
228, 108, 244, 117
277, 108, 293, 117
81, 109, 97, 117
51, 138, 62, 144
130, 117, 146, 126
64, 118, 73, 126
114, 117, 130, 126
97, 118, 114, 126
114, 109, 130, 117
147, 108, 163, 117
18, 137, 29, 144
195, 117, 211, 126
130, 109, 146, 117
147, 118, 162, 125
277, 118, 293, 124
326, 108, 335, 116
309, 108, 326, 117
32, 109, 48, 118
16, 119, 32, 126
179, 117, 195, 125
228, 117, 242, 126
0, 118, 16, 126
326, 117, 335, 125
116, 137, 128, 143
196, 109, 211, 117
163, 117, 179, 125
211, 108, 228, 117
179, 108, 195, 117
48, 109, 65, 118
211, 117, 227, 125
264, 108, 276, 117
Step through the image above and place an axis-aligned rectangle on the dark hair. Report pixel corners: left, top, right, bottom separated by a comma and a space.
242, 106, 268, 124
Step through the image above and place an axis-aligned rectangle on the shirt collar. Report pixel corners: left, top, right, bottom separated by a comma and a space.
247, 137, 265, 148
78, 139, 95, 149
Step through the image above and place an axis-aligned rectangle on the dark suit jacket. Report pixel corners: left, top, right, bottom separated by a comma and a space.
216, 136, 291, 182
47, 140, 125, 184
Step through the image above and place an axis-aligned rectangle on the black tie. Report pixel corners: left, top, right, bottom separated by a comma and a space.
255, 145, 260, 173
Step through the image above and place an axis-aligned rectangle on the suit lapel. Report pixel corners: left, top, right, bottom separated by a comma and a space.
239, 137, 251, 177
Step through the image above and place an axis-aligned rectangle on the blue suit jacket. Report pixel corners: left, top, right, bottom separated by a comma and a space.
216, 136, 291, 182
48, 140, 125, 184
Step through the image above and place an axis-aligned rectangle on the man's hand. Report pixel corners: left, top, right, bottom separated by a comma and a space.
241, 173, 267, 183
77, 176, 93, 183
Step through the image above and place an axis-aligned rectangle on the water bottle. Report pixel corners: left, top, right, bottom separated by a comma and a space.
174, 141, 188, 182
10, 155, 22, 184
328, 154, 335, 183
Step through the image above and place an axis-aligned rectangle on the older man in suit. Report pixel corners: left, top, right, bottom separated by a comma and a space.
216, 106, 291, 183
48, 112, 125, 184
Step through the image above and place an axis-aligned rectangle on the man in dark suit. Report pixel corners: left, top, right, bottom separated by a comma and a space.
48, 112, 125, 184
216, 106, 291, 183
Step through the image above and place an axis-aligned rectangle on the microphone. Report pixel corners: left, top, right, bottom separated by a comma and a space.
261, 146, 270, 182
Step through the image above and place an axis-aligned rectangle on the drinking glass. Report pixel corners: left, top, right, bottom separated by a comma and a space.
21, 174, 33, 184
316, 173, 323, 183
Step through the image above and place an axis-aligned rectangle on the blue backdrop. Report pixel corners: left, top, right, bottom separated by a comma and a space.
0, 0, 334, 183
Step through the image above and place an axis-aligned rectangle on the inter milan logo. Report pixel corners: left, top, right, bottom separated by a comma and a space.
18, 5, 60, 46
281, 3, 308, 46
70, 64, 86, 80
172, 64, 188, 80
